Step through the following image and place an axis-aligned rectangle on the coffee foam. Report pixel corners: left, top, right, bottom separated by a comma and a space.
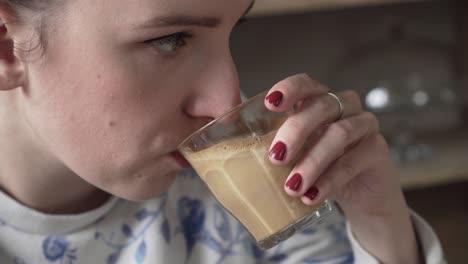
188, 133, 274, 160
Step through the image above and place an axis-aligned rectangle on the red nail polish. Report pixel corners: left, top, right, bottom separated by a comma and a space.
304, 186, 319, 200
269, 141, 287, 161
265, 91, 283, 107
285, 173, 302, 191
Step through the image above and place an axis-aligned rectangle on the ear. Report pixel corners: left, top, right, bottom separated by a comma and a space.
0, 21, 26, 91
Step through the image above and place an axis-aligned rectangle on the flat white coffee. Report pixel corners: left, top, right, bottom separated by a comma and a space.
185, 131, 318, 241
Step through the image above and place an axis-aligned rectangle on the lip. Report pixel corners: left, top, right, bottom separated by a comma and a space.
170, 151, 192, 168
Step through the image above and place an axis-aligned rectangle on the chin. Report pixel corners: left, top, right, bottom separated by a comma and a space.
116, 170, 179, 201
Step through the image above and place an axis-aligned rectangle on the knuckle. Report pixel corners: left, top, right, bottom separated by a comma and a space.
285, 116, 307, 137
278, 78, 296, 92
296, 73, 312, 82
362, 112, 381, 132
339, 158, 358, 180
367, 133, 390, 155
314, 80, 329, 93
297, 73, 329, 93
329, 120, 353, 139
374, 134, 389, 151
280, 73, 311, 91
315, 96, 333, 113
304, 154, 322, 174
344, 90, 362, 110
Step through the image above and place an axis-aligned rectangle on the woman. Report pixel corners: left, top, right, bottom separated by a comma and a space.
0, 0, 444, 263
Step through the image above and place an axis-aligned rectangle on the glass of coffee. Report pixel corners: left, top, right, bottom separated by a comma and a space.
178, 91, 335, 250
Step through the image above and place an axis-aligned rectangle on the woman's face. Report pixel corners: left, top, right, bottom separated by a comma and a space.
20, 0, 252, 200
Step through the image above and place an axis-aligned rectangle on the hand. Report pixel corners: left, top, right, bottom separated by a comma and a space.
265, 74, 421, 263
265, 73, 396, 214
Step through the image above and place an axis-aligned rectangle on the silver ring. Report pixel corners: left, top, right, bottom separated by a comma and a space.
327, 92, 344, 122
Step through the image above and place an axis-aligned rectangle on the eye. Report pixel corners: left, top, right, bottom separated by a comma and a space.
146, 32, 192, 53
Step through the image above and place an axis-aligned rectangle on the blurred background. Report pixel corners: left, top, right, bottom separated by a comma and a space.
231, 0, 468, 262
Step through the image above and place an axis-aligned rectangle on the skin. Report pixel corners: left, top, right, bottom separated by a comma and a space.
0, 0, 421, 263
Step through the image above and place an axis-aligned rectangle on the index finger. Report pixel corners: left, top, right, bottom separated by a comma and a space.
264, 73, 329, 112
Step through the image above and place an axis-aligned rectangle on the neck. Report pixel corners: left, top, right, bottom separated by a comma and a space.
0, 91, 110, 214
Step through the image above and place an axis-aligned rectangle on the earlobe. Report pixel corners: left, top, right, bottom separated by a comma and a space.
0, 23, 26, 91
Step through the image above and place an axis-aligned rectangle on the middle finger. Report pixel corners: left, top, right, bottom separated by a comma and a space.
269, 90, 362, 166
283, 112, 380, 197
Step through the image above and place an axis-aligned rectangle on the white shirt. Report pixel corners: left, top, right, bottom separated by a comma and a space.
0, 169, 446, 263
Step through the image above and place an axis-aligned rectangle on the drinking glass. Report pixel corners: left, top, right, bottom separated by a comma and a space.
178, 91, 335, 249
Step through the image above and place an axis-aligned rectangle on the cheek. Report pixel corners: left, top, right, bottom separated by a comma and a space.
23, 57, 184, 194
18, 5, 194, 197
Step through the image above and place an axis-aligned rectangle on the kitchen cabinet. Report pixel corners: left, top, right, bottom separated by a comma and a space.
458, 0, 468, 109
249, 0, 429, 16
400, 130, 468, 189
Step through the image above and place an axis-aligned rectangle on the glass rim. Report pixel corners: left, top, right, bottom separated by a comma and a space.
178, 90, 269, 149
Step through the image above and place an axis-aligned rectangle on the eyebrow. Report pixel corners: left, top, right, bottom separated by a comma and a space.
134, 0, 255, 30
136, 16, 221, 29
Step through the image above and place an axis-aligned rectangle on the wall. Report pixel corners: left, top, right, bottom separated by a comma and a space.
231, 0, 456, 97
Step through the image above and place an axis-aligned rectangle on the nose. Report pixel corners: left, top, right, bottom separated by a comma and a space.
183, 51, 242, 121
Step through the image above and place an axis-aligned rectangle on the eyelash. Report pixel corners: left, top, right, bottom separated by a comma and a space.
146, 32, 193, 54
145, 18, 247, 54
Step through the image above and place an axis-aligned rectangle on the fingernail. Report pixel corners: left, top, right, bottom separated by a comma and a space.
285, 173, 302, 191
265, 91, 283, 107
269, 141, 287, 161
304, 186, 319, 200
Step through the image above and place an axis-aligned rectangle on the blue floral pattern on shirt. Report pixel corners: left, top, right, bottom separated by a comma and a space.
0, 172, 355, 263
94, 195, 169, 264
174, 196, 292, 264
42, 237, 77, 263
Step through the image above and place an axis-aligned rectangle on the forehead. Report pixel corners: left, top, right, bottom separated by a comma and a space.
75, 0, 249, 22
56, 0, 253, 40
47, 0, 252, 56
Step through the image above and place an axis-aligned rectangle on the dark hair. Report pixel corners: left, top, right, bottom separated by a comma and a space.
0, 0, 61, 52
